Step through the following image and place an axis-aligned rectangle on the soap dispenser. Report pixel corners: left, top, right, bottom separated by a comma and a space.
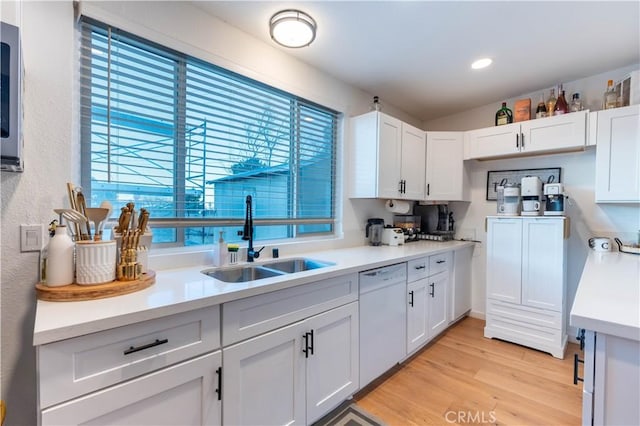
213, 231, 228, 267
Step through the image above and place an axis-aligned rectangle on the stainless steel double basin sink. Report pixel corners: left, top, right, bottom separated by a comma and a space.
202, 258, 335, 283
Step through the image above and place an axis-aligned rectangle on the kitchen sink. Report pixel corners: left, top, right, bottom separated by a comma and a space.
261, 258, 335, 273
202, 257, 334, 283
202, 265, 285, 283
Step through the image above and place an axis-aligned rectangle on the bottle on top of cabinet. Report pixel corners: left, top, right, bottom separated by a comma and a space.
603, 79, 617, 109
535, 94, 547, 119
570, 93, 583, 112
546, 88, 557, 116
495, 102, 513, 126
45, 224, 75, 286
554, 90, 569, 115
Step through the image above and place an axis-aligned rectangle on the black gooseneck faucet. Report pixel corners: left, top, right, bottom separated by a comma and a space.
243, 195, 264, 262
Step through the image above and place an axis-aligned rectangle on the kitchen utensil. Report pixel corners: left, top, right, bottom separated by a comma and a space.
53, 209, 88, 240
85, 207, 110, 241
614, 238, 640, 255
97, 200, 113, 239
66, 182, 82, 237
75, 189, 91, 240
365, 218, 384, 246
589, 237, 611, 252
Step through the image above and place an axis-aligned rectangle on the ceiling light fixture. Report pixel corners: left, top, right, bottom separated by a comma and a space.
471, 58, 493, 70
269, 9, 317, 48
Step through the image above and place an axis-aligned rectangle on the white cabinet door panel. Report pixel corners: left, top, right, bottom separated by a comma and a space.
466, 124, 520, 159
521, 111, 586, 154
407, 279, 428, 354
521, 218, 565, 312
378, 114, 403, 198
427, 271, 448, 338
486, 218, 522, 304
223, 322, 305, 426
306, 302, 359, 424
426, 132, 466, 201
401, 123, 426, 200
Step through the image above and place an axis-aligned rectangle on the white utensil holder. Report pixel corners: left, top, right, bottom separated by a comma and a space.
75, 240, 117, 285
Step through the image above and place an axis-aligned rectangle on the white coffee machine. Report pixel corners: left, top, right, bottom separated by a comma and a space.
497, 184, 521, 216
521, 176, 542, 216
544, 183, 565, 216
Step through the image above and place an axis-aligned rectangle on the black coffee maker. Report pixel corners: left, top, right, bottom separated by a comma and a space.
365, 218, 384, 246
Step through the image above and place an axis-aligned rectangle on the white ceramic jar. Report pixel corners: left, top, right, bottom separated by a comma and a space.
45, 225, 75, 286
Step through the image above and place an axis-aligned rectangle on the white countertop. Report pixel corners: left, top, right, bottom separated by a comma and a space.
33, 241, 473, 346
570, 251, 640, 341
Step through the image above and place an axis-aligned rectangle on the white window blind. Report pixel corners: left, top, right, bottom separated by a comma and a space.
79, 18, 338, 247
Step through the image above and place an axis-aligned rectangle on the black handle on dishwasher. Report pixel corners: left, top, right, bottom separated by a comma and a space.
124, 338, 169, 355
215, 366, 222, 401
573, 353, 584, 385
409, 290, 414, 307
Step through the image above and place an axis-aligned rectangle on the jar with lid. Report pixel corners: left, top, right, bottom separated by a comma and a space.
570, 93, 583, 112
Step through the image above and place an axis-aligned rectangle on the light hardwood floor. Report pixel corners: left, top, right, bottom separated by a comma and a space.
355, 317, 583, 425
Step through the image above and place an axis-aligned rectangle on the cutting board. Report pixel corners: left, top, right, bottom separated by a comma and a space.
36, 270, 156, 302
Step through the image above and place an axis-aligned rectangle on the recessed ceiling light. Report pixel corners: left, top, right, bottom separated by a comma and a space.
471, 58, 493, 70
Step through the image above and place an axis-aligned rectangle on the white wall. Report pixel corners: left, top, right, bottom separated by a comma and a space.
0, 2, 415, 423
425, 64, 640, 340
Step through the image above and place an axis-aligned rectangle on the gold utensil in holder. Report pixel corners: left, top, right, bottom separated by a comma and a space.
117, 229, 142, 281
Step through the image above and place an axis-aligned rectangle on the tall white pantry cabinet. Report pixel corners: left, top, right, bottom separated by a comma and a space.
484, 216, 568, 358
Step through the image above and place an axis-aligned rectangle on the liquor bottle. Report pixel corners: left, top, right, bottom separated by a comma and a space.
603, 80, 617, 109
370, 96, 381, 112
546, 89, 556, 116
535, 94, 547, 119
570, 93, 583, 112
495, 102, 513, 126
553, 90, 569, 115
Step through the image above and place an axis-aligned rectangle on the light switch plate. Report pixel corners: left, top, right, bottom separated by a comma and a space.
21, 224, 44, 252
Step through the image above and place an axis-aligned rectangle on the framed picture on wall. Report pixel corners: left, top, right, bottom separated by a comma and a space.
486, 167, 561, 200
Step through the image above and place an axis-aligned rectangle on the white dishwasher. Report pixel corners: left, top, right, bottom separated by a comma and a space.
359, 262, 407, 388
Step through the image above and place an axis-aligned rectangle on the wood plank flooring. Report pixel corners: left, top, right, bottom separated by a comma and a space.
355, 317, 583, 425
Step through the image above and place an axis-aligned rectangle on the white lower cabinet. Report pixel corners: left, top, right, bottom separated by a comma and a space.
222, 302, 359, 425
580, 330, 640, 426
406, 253, 451, 355
41, 351, 222, 425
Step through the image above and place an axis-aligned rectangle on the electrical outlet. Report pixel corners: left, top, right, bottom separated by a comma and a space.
21, 224, 44, 252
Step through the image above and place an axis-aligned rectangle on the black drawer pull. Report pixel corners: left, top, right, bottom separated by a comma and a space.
573, 353, 584, 385
124, 338, 169, 355
414, 265, 426, 270
436, 260, 446, 264
409, 290, 414, 307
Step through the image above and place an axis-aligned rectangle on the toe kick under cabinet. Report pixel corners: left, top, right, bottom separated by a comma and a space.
484, 216, 568, 358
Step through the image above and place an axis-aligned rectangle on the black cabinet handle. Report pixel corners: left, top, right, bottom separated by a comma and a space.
302, 332, 310, 358
573, 353, 584, 385
429, 283, 435, 297
215, 366, 222, 401
516, 133, 519, 149
414, 265, 426, 270
577, 329, 585, 351
409, 290, 414, 307
436, 260, 445, 264
309, 329, 314, 356
124, 338, 168, 355
427, 183, 430, 196
521, 133, 525, 150
398, 180, 403, 193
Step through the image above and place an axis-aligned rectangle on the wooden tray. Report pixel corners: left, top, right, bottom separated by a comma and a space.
36, 270, 156, 302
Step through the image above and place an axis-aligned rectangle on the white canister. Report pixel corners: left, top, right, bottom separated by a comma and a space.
45, 225, 75, 286
75, 240, 117, 285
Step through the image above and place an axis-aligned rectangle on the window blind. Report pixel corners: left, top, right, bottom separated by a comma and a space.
79, 18, 338, 246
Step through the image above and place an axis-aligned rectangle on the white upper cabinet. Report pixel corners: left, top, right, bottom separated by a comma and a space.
425, 131, 469, 201
350, 111, 425, 200
465, 111, 588, 160
594, 104, 640, 203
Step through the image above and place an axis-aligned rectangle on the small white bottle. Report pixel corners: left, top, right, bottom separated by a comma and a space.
213, 231, 228, 267
45, 225, 75, 286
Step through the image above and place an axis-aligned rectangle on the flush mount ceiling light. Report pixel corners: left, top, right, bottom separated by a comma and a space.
471, 58, 493, 70
269, 9, 317, 48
